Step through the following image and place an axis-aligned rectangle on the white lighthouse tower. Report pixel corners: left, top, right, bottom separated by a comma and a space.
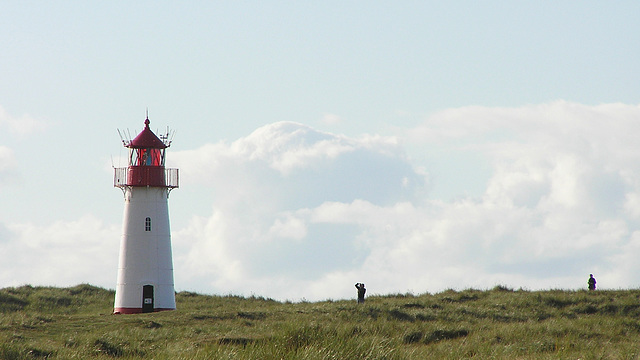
113, 117, 178, 314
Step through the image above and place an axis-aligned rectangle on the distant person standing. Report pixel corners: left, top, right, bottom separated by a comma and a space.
588, 274, 596, 291
355, 283, 366, 303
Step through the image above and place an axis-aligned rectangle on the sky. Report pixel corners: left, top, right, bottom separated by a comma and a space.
1, 2, 640, 301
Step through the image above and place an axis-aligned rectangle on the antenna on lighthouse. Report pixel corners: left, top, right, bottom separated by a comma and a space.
117, 128, 129, 146
165, 126, 172, 147
158, 126, 175, 147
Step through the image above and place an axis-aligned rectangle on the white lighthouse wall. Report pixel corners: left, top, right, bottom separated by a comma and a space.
114, 186, 176, 311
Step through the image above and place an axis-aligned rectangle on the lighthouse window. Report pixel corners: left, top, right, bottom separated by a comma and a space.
145, 217, 151, 231
131, 148, 163, 167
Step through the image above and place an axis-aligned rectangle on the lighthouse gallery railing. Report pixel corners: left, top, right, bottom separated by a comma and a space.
114, 167, 179, 188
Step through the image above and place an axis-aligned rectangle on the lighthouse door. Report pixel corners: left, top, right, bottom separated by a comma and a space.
142, 285, 154, 313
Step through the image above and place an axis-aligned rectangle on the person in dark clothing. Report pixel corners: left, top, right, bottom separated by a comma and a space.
588, 274, 596, 291
355, 283, 366, 303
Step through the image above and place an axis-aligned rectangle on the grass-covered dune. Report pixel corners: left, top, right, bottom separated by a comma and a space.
1, 284, 640, 359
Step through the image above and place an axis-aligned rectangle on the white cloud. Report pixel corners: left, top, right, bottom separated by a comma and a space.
320, 113, 343, 125
170, 121, 428, 299
0, 215, 120, 288
268, 214, 307, 240
172, 122, 422, 210
0, 106, 49, 135
0, 147, 15, 170
0, 146, 17, 183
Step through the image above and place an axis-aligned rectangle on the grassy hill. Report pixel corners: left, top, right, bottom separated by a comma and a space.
1, 284, 640, 359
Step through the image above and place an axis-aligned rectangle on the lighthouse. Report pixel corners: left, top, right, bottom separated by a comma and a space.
113, 117, 178, 314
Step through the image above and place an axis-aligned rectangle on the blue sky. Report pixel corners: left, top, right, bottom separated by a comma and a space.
1, 2, 640, 300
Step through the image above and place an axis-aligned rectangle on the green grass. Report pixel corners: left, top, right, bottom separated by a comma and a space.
1, 284, 640, 359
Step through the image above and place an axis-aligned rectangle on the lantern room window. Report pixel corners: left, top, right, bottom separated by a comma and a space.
130, 148, 165, 167
145, 217, 151, 232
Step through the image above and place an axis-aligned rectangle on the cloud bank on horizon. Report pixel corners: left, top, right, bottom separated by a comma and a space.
2, 101, 640, 301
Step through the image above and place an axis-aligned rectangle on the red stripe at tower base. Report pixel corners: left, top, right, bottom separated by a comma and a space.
113, 308, 175, 315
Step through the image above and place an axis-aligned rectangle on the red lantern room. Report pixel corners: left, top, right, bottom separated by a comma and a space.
114, 118, 178, 189
129, 118, 167, 164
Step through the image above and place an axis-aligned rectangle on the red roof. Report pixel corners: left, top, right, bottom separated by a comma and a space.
128, 118, 167, 149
